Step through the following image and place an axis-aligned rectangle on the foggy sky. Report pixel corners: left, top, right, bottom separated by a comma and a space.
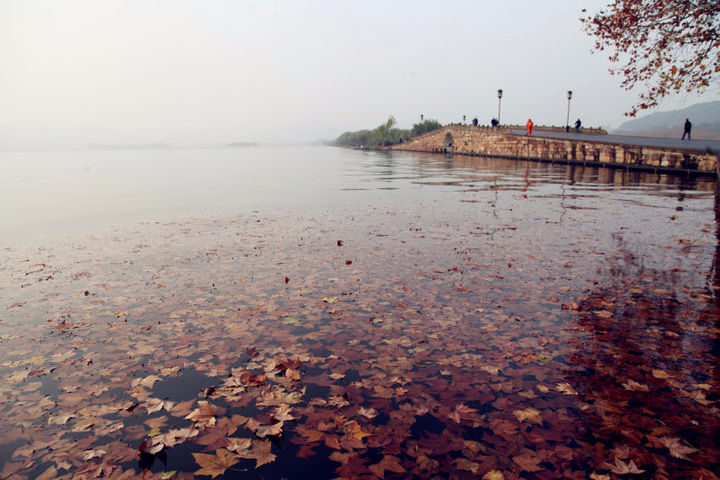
1, 0, 717, 148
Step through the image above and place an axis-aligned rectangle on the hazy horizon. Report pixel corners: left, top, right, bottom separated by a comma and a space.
2, 0, 718, 149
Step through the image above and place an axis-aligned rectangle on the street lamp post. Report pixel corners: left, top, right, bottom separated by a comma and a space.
566, 90, 573, 132
497, 89, 503, 125
463, 115, 466, 124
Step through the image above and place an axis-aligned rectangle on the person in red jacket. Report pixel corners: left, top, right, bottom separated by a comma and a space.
526, 119, 534, 135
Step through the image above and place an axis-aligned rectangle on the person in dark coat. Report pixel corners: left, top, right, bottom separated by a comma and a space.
682, 118, 692, 140
574, 119, 582, 133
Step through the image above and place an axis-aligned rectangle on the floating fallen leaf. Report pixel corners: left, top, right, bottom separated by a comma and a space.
358, 407, 378, 419
185, 401, 223, 428
250, 440, 276, 468
193, 448, 240, 478
658, 437, 698, 460
369, 455, 405, 477
622, 379, 650, 392
512, 450, 543, 472
513, 407, 542, 424
601, 458, 646, 475
453, 458, 480, 474
482, 471, 505, 480
556, 383, 578, 395
254, 421, 284, 438
81, 449, 106, 461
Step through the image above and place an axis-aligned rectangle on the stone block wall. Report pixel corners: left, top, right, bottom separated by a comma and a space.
392, 125, 718, 174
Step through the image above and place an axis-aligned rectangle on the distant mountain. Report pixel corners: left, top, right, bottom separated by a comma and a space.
613, 101, 720, 140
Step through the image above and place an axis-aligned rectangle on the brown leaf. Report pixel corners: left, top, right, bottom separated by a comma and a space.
358, 406, 378, 419
622, 380, 650, 392
254, 421, 284, 438
658, 437, 698, 460
369, 455, 406, 477
192, 449, 240, 478
453, 458, 480, 474
272, 405, 295, 422
250, 440, 276, 468
513, 407, 542, 425
601, 458, 646, 475
185, 400, 224, 427
482, 471, 505, 480
512, 450, 543, 472
344, 420, 372, 441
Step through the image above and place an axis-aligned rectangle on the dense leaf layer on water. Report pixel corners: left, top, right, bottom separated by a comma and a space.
1, 154, 719, 479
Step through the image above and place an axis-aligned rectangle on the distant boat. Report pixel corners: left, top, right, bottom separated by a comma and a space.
227, 141, 258, 147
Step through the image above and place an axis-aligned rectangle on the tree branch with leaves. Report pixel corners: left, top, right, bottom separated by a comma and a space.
581, 0, 720, 116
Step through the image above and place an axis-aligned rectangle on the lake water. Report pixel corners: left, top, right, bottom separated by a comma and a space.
1, 147, 718, 479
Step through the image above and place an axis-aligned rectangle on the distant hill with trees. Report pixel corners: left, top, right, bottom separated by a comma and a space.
613, 101, 720, 140
334, 117, 442, 147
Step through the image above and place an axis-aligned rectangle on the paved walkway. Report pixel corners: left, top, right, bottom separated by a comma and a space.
510, 129, 720, 154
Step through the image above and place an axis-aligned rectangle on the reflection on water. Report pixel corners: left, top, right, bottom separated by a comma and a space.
0, 147, 718, 478
1, 147, 715, 244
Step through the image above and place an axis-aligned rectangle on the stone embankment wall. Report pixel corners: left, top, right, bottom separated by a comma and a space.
392, 125, 717, 175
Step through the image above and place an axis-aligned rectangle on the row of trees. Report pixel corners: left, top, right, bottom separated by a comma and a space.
334, 116, 442, 147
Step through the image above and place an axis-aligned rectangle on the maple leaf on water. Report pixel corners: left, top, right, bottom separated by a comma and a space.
132, 374, 162, 389
449, 403, 479, 423
621, 379, 650, 392
81, 449, 107, 461
358, 406, 378, 419
144, 397, 176, 414
272, 404, 295, 422
185, 401, 225, 428
254, 421, 284, 438
482, 471, 505, 480
285, 368, 301, 381
556, 383, 578, 395
250, 439, 276, 468
152, 427, 199, 448
226, 437, 252, 454
658, 437, 698, 460
512, 449, 543, 472
589, 473, 610, 480
193, 448, 240, 478
344, 420, 372, 441
601, 458, 646, 475
513, 407, 543, 425
369, 455, 406, 477
328, 395, 350, 408
256, 387, 304, 407
453, 458, 480, 474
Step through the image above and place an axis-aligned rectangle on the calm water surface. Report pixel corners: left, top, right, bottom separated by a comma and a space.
0, 147, 718, 479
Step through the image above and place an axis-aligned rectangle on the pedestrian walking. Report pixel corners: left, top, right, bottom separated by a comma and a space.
574, 119, 582, 133
682, 118, 692, 140
526, 119, 534, 135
